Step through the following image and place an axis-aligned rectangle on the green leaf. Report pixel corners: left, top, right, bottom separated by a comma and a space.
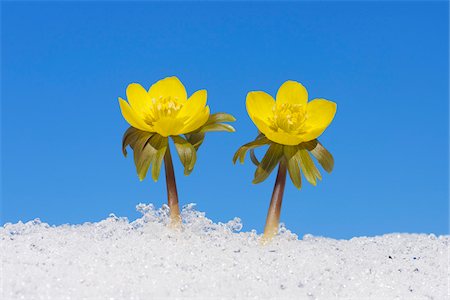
249, 149, 260, 166
253, 143, 284, 184
148, 134, 168, 182
122, 127, 168, 181
131, 133, 167, 182
297, 148, 322, 186
301, 140, 318, 151
310, 141, 334, 173
232, 136, 270, 164
284, 146, 302, 189
122, 127, 153, 157
205, 113, 236, 125
184, 113, 235, 152
184, 132, 205, 151
248, 133, 266, 166
132, 133, 155, 181
172, 135, 197, 175
199, 123, 235, 133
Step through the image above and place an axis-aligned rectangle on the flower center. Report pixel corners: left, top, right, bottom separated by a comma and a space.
144, 96, 183, 125
268, 103, 307, 134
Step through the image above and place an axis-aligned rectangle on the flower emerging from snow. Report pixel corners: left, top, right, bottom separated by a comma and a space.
234, 80, 336, 241
119, 76, 235, 225
246, 80, 336, 146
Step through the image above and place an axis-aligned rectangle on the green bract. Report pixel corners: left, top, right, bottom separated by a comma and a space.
233, 135, 334, 189
123, 112, 235, 181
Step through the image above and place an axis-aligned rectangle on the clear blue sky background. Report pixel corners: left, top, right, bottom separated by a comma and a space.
2, 2, 448, 239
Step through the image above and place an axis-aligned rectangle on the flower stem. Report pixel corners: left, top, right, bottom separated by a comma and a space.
262, 160, 287, 242
164, 145, 181, 227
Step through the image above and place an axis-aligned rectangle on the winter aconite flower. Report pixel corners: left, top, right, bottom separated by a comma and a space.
120, 76, 235, 225
119, 77, 210, 137
233, 80, 336, 241
246, 80, 336, 146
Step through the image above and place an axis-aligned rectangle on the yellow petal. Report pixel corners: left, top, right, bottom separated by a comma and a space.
126, 83, 150, 115
148, 76, 187, 102
253, 117, 304, 146
177, 89, 207, 120
246, 91, 275, 125
300, 98, 337, 141
152, 117, 185, 137
276, 80, 308, 105
180, 106, 210, 134
119, 98, 153, 132
266, 131, 304, 146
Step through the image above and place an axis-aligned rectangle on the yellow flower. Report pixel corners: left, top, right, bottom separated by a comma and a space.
119, 76, 210, 137
246, 80, 337, 145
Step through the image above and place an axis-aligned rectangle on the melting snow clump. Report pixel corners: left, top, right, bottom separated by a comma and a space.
1, 203, 448, 299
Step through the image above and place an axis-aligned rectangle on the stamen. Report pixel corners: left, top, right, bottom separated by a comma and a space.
268, 103, 307, 133
144, 96, 183, 125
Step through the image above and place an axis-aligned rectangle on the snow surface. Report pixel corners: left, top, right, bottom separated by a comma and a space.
1, 203, 449, 300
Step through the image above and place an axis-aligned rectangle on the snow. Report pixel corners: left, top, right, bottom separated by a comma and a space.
1, 204, 448, 300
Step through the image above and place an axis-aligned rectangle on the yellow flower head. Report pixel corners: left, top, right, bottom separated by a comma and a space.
119, 76, 210, 137
246, 80, 337, 145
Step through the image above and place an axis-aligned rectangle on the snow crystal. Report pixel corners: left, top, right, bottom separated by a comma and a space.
1, 204, 448, 299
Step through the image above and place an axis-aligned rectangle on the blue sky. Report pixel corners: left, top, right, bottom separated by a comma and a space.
2, 2, 448, 239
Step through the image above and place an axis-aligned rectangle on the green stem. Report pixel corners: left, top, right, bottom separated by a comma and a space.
164, 145, 181, 227
262, 160, 287, 242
